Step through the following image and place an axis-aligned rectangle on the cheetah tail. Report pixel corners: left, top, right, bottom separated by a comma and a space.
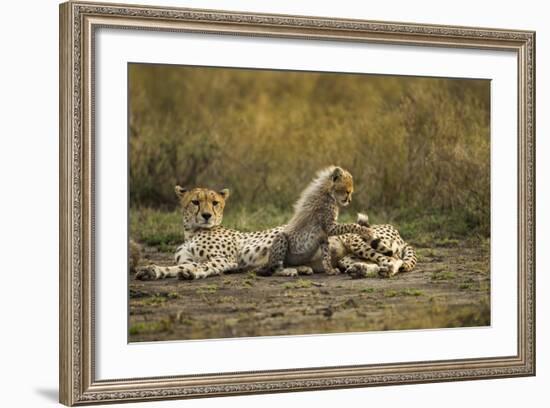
356, 213, 370, 227
400, 243, 417, 272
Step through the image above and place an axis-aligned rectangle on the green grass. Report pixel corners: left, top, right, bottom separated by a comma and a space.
384, 290, 398, 298
242, 279, 255, 288
134, 292, 181, 306
222, 205, 293, 232
431, 270, 457, 281
384, 288, 424, 298
361, 287, 376, 293
378, 297, 490, 330
399, 288, 425, 297
195, 284, 219, 295
388, 210, 487, 247
130, 206, 487, 250
129, 319, 172, 335
130, 207, 183, 247
283, 279, 314, 290
136, 295, 167, 307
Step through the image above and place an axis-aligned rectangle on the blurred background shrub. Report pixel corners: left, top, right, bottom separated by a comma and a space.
129, 64, 490, 240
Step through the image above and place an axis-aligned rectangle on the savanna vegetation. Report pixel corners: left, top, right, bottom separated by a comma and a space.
128, 64, 491, 340
129, 64, 490, 247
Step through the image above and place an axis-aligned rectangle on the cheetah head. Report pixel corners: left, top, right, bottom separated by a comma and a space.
174, 186, 229, 230
329, 166, 354, 207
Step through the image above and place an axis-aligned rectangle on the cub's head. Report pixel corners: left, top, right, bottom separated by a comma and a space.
174, 186, 229, 229
329, 166, 354, 207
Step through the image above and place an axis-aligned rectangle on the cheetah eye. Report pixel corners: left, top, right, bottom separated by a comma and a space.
212, 201, 219, 206
191, 200, 200, 206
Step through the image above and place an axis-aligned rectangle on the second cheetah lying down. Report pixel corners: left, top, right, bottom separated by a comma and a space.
325, 213, 417, 278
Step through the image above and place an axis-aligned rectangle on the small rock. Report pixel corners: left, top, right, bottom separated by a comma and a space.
319, 306, 333, 318
129, 289, 148, 299
342, 298, 358, 309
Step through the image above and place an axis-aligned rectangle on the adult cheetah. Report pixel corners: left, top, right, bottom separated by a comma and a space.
135, 187, 299, 280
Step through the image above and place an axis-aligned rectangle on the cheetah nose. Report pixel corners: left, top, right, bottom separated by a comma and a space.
202, 213, 212, 220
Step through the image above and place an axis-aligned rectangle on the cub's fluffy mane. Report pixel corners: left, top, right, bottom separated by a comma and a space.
288, 166, 344, 229
293, 166, 338, 212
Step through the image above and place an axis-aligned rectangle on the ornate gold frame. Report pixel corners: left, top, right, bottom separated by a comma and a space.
59, 1, 536, 405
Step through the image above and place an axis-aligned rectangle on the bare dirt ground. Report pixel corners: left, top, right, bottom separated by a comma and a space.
129, 241, 490, 342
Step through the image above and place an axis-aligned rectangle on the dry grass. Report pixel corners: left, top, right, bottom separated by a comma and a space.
129, 64, 490, 237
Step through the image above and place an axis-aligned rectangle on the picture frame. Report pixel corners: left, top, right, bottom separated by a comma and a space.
59, 1, 535, 405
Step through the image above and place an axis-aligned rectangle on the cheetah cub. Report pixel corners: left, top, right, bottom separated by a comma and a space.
258, 166, 392, 276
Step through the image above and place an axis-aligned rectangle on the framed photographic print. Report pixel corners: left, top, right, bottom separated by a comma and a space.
59, 1, 536, 405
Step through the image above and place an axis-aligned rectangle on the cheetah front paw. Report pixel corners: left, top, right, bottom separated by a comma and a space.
135, 265, 162, 280
347, 263, 380, 279
177, 265, 202, 280
325, 267, 341, 275
378, 262, 396, 278
275, 267, 299, 277
296, 266, 314, 275
378, 259, 403, 278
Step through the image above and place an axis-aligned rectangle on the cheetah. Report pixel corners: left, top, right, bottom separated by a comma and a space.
335, 213, 417, 278
134, 184, 415, 281
257, 166, 394, 276
135, 187, 300, 280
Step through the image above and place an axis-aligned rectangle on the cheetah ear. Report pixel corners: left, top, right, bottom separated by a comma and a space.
175, 185, 188, 198
331, 167, 344, 182
218, 188, 230, 200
